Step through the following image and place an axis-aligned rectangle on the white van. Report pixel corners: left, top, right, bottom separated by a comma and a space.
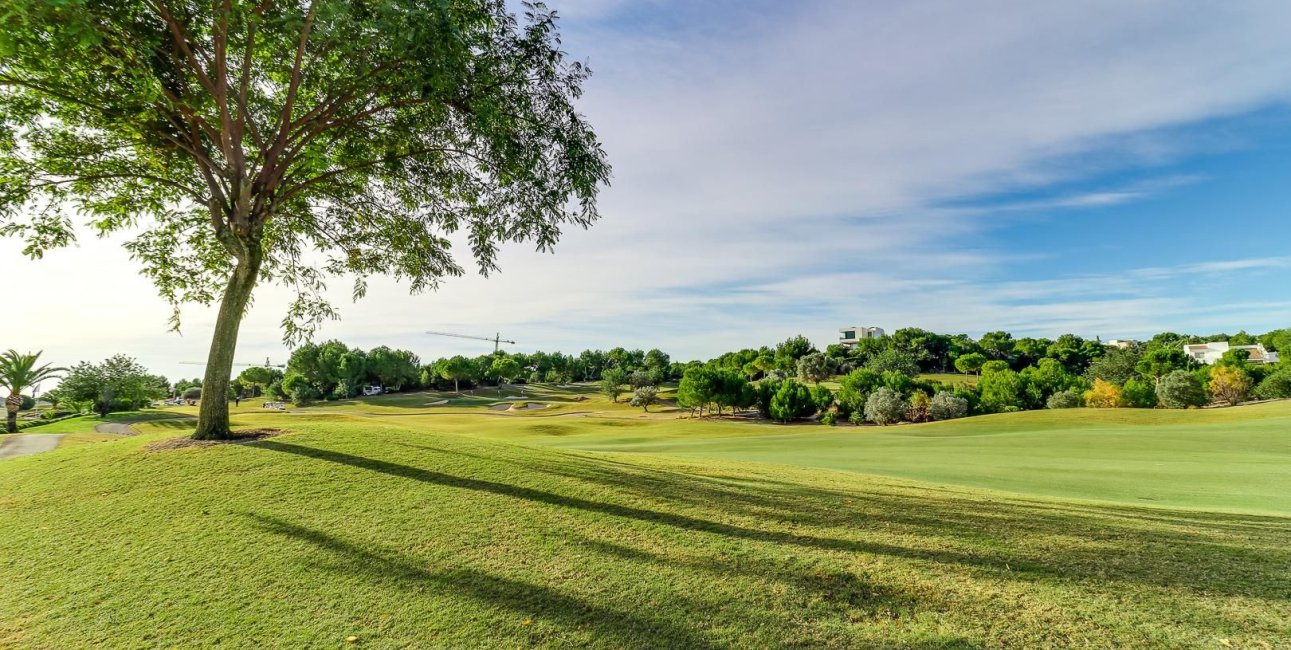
362, 385, 384, 396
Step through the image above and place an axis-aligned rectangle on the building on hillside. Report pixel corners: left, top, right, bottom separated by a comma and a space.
1182, 341, 1280, 365
839, 325, 885, 347
1105, 339, 1139, 349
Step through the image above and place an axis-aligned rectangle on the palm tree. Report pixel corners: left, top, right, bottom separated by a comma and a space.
0, 350, 65, 433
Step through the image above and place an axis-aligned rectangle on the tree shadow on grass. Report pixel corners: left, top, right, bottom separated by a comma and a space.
251, 441, 1019, 572
251, 440, 1291, 606
246, 514, 719, 649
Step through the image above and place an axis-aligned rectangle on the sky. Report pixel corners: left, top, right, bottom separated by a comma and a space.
4, 0, 1291, 384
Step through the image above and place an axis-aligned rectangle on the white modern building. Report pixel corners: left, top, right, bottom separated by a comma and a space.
1182, 341, 1280, 365
839, 325, 885, 347
1105, 339, 1139, 349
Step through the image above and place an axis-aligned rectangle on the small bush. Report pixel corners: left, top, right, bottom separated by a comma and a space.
1001, 405, 1021, 413
1045, 389, 1083, 409
929, 391, 969, 420
820, 411, 837, 426
1157, 370, 1208, 409
769, 379, 816, 423
907, 390, 931, 423
1083, 378, 1123, 408
1122, 379, 1158, 408
1209, 366, 1252, 407
864, 388, 906, 426
1254, 369, 1291, 400
848, 410, 865, 425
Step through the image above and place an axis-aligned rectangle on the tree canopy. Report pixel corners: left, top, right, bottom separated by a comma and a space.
1, 0, 609, 438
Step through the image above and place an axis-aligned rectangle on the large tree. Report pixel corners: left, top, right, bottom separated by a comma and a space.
0, 1, 609, 438
0, 350, 65, 433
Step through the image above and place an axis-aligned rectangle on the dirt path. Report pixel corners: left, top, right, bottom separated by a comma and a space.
0, 434, 64, 460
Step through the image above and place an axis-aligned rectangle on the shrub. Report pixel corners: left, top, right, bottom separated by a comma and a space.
820, 411, 837, 426
1157, 370, 1208, 409
1083, 378, 1123, 408
864, 388, 906, 425
848, 410, 865, 425
1045, 389, 1083, 409
981, 360, 1011, 374
1208, 366, 1252, 407
907, 390, 931, 423
769, 379, 816, 423
629, 371, 654, 389
1122, 379, 1158, 408
181, 386, 202, 400
979, 368, 1027, 413
809, 384, 834, 413
1254, 369, 1291, 400
929, 391, 969, 420
865, 348, 919, 377
1001, 405, 1021, 413
836, 368, 883, 418
629, 386, 660, 412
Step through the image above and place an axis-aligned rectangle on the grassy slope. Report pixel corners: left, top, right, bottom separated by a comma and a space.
384, 398, 1291, 516
1, 411, 1289, 648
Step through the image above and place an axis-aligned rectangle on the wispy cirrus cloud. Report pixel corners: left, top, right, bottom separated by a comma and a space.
5, 0, 1291, 381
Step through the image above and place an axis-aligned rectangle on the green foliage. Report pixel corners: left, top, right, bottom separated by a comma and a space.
795, 352, 834, 384
600, 368, 628, 403
809, 384, 834, 414
819, 411, 837, 426
836, 368, 883, 417
954, 352, 986, 375
1020, 358, 1084, 407
1086, 347, 1143, 386
629, 386, 660, 412
773, 335, 817, 373
181, 387, 202, 401
366, 347, 421, 391
490, 356, 522, 384
908, 390, 932, 423
1157, 371, 1208, 409
1, 350, 66, 432
977, 331, 1015, 362
863, 387, 906, 425
1122, 379, 1158, 409
55, 355, 167, 417
981, 360, 1011, 375
281, 372, 318, 406
865, 348, 919, 377
979, 369, 1027, 413
929, 391, 969, 420
0, 0, 609, 438
1137, 348, 1194, 383
1254, 369, 1291, 400
768, 379, 816, 423
1045, 334, 1105, 373
1046, 389, 1083, 409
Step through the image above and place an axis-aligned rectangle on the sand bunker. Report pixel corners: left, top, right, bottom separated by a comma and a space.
488, 402, 550, 411
424, 400, 449, 406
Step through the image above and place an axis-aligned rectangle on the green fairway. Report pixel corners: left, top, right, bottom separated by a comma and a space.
345, 393, 1291, 515
2, 391, 1289, 647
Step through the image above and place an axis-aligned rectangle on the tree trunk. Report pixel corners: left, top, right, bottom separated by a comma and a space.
193, 249, 263, 440
4, 393, 18, 433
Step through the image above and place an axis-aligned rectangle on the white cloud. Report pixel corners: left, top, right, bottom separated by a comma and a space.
4, 0, 1291, 383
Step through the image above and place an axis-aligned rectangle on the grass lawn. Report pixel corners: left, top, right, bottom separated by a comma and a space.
918, 372, 980, 387
1, 390, 1288, 647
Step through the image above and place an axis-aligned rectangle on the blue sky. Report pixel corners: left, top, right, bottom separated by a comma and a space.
4, 0, 1291, 381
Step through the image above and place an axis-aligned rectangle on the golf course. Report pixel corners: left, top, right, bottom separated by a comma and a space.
2, 386, 1288, 648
